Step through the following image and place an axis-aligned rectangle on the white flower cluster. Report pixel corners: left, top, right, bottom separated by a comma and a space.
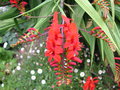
98, 70, 106, 75
16, 63, 21, 71
0, 7, 8, 12
30, 69, 43, 80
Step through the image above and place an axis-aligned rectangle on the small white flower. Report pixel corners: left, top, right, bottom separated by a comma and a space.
80, 72, 85, 77
36, 62, 39, 66
97, 57, 100, 60
98, 70, 103, 75
86, 48, 89, 51
84, 54, 87, 57
21, 48, 24, 52
20, 55, 23, 59
12, 70, 15, 74
31, 75, 36, 80
41, 80, 46, 84
27, 56, 31, 59
82, 80, 86, 83
112, 85, 115, 88
36, 50, 40, 53
1, 83, 4, 87
18, 63, 21, 66
44, 49, 47, 53
16, 54, 19, 57
102, 70, 106, 74
87, 59, 90, 63
65, 63, 67, 65
32, 50, 35, 53
37, 69, 42, 74
98, 76, 102, 80
74, 68, 78, 73
16, 66, 21, 70
3, 42, 8, 48
35, 47, 37, 50
40, 44, 43, 47
30, 70, 35, 75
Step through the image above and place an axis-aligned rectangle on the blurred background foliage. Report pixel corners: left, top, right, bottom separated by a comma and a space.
0, 0, 120, 89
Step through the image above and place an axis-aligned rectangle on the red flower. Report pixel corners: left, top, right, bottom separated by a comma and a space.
45, 12, 83, 86
114, 57, 120, 89
62, 15, 82, 63
9, 0, 19, 4
45, 12, 63, 63
83, 76, 99, 90
20, 1, 28, 7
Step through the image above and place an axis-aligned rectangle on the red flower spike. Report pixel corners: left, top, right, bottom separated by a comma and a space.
83, 76, 99, 90
45, 12, 83, 86
10, 28, 40, 47
90, 26, 116, 52
114, 57, 120, 88
9, 0, 28, 14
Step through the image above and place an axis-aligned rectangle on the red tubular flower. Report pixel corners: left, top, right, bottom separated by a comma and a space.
83, 76, 99, 90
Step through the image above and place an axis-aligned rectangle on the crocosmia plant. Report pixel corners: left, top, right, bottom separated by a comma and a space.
0, 0, 120, 90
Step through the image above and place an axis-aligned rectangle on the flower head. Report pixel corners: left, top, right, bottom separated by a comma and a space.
80, 72, 85, 77
31, 75, 36, 80
41, 80, 46, 84
45, 12, 83, 86
83, 76, 99, 90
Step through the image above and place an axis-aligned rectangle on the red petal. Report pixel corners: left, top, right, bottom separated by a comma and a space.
54, 54, 61, 62
68, 62, 76, 65
72, 57, 82, 63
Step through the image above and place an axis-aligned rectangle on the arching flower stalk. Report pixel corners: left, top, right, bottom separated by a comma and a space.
114, 57, 120, 88
9, 0, 28, 13
45, 12, 83, 86
11, 28, 41, 47
89, 26, 116, 52
83, 76, 99, 90
93, 0, 109, 19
